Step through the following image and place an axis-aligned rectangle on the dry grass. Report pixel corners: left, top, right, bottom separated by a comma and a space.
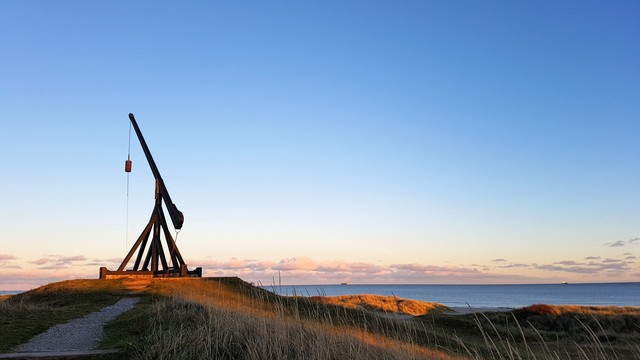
443, 303, 640, 359
6, 278, 639, 360
119, 279, 640, 359
104, 277, 457, 360
310, 294, 450, 316
130, 296, 452, 360
515, 303, 640, 316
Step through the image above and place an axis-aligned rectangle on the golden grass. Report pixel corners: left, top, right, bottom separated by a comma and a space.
516, 303, 640, 316
7, 278, 639, 360
310, 294, 450, 316
25, 278, 130, 295
142, 298, 455, 360
107, 277, 458, 360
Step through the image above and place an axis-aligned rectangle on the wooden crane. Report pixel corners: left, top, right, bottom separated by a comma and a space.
100, 113, 201, 279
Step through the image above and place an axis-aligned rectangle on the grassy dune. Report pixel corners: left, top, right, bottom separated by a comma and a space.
104, 278, 455, 359
309, 294, 450, 316
515, 303, 640, 316
2, 278, 639, 359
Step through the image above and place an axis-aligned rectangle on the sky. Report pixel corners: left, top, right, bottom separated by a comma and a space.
0, 1, 638, 290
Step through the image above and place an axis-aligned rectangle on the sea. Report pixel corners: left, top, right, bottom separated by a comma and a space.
265, 282, 640, 309
4, 283, 639, 309
0, 291, 22, 296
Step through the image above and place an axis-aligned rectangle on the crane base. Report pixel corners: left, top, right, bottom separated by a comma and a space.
99, 266, 202, 279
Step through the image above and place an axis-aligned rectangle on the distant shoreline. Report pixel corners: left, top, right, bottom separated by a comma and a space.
266, 282, 640, 308
4, 280, 638, 294
0, 290, 23, 295
272, 281, 640, 286
445, 306, 513, 315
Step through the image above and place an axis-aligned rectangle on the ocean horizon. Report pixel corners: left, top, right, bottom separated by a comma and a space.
4, 281, 639, 309
265, 281, 640, 308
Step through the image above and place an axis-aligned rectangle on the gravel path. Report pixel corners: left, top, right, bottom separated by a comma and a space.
14, 297, 140, 352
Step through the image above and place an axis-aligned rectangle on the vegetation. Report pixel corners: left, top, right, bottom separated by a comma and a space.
0, 279, 127, 352
411, 304, 640, 359
2, 278, 639, 359
102, 278, 454, 359
309, 294, 450, 316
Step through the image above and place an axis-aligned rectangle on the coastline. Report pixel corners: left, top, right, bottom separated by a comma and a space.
0, 291, 23, 296
268, 282, 640, 308
3, 278, 639, 359
444, 306, 513, 315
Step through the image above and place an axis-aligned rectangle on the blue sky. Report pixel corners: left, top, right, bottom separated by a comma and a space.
1, 1, 638, 289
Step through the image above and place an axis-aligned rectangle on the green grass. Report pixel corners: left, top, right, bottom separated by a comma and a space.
0, 279, 128, 352
100, 297, 153, 353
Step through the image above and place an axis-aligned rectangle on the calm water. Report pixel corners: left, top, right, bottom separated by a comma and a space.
266, 282, 640, 308
0, 291, 22, 296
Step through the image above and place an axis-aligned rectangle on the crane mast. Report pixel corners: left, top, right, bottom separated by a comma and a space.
99, 113, 201, 279
128, 113, 184, 229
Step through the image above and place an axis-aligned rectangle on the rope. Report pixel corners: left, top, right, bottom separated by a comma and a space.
126, 122, 132, 250
175, 229, 181, 243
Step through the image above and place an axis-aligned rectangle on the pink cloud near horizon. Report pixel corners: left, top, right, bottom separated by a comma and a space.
2, 253, 638, 291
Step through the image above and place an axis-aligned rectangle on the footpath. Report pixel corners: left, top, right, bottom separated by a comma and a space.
0, 297, 140, 359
